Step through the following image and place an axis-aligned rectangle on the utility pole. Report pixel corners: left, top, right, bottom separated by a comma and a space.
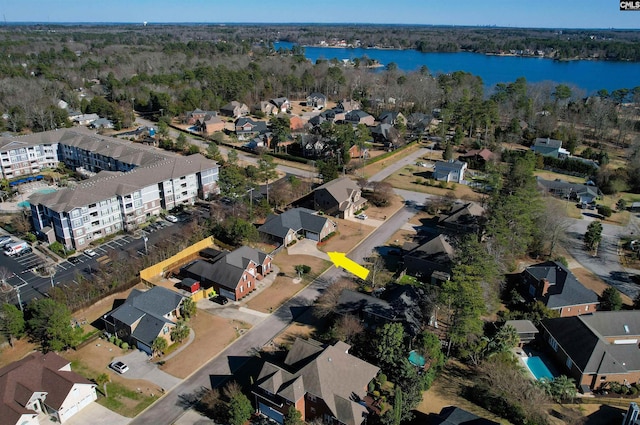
143, 236, 148, 255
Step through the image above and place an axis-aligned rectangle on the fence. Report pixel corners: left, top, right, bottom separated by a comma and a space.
140, 236, 215, 284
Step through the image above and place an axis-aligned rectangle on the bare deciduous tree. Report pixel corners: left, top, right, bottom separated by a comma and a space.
313, 278, 356, 318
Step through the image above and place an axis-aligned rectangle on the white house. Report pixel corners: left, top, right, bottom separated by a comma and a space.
433, 160, 468, 184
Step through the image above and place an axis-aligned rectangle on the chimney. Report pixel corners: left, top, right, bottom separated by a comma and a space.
540, 278, 551, 297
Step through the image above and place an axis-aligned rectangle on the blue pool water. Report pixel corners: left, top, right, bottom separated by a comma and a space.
17, 188, 57, 208
408, 350, 426, 368
523, 356, 555, 381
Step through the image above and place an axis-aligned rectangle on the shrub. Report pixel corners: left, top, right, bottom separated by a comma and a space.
321, 232, 337, 242
121, 342, 129, 350
108, 336, 116, 344
368, 381, 375, 392
378, 373, 387, 385
597, 205, 612, 217
372, 390, 380, 398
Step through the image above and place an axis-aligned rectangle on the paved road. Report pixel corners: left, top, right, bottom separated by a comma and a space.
368, 148, 430, 182
565, 210, 640, 299
129, 203, 417, 425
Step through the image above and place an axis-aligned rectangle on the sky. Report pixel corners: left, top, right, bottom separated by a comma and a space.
1, 0, 639, 29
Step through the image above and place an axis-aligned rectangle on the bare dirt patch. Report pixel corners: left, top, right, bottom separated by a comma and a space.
320, 218, 375, 253
571, 267, 633, 306
383, 166, 485, 202
159, 310, 244, 378
363, 194, 405, 221
246, 274, 309, 313
271, 304, 331, 350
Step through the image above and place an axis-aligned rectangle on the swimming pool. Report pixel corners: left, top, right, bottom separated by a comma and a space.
522, 356, 555, 381
408, 350, 425, 368
17, 188, 57, 208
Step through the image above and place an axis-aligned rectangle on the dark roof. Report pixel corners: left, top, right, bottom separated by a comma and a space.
523, 261, 599, 309
533, 137, 563, 149
345, 110, 372, 121
336, 289, 395, 321
258, 208, 330, 239
434, 406, 500, 425
131, 314, 174, 346
403, 234, 455, 277
434, 159, 467, 172
256, 339, 379, 425
183, 246, 271, 291
541, 312, 640, 375
536, 178, 600, 199
378, 111, 398, 124
438, 202, 485, 228
505, 320, 539, 335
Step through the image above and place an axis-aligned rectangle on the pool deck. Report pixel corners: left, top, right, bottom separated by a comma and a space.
0, 181, 59, 213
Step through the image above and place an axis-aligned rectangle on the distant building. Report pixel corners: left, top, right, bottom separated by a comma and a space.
531, 137, 569, 159
433, 160, 468, 184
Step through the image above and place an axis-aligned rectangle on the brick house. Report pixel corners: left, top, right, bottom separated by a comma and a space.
254, 339, 379, 425
540, 311, 640, 393
522, 261, 599, 317
180, 246, 272, 301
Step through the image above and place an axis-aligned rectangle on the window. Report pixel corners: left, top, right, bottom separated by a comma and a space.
566, 358, 573, 369
240, 286, 244, 293
308, 394, 316, 402
549, 336, 559, 352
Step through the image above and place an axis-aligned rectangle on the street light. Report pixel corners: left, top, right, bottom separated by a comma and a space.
143, 236, 149, 255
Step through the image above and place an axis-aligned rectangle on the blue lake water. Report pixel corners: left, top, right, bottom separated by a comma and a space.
275, 41, 640, 95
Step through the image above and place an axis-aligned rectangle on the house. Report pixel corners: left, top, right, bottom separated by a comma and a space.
180, 246, 273, 301
378, 111, 405, 126
71, 113, 99, 126
243, 134, 269, 152
406, 112, 432, 132
254, 101, 279, 116
313, 176, 366, 218
536, 178, 601, 206
253, 338, 379, 425
88, 118, 114, 129
337, 99, 361, 113
458, 148, 497, 169
300, 135, 327, 158
348, 144, 368, 159
504, 320, 539, 347
287, 114, 307, 132
344, 110, 375, 126
438, 201, 485, 235
198, 113, 226, 134
220, 101, 249, 118
235, 117, 268, 140
531, 137, 570, 159
433, 160, 468, 184
183, 109, 215, 125
102, 286, 184, 355
540, 311, 640, 393
0, 352, 97, 425
371, 123, 397, 144
402, 234, 455, 284
271, 97, 291, 114
258, 207, 337, 246
521, 261, 599, 317
306, 92, 327, 109
432, 406, 500, 425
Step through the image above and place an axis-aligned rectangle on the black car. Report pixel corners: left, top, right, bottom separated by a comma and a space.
212, 295, 229, 305
68, 256, 82, 264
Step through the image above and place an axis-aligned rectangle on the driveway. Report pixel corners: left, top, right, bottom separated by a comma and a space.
42, 402, 130, 425
113, 350, 182, 391
564, 212, 640, 299
287, 238, 330, 260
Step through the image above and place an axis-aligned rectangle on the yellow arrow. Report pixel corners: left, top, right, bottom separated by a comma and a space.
328, 252, 370, 280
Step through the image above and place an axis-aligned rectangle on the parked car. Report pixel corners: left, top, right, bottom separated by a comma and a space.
110, 361, 129, 374
68, 256, 82, 264
355, 213, 368, 220
15, 247, 32, 257
85, 249, 97, 257
165, 215, 179, 223
212, 295, 229, 305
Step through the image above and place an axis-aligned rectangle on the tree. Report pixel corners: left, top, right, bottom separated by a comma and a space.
206, 142, 223, 162
226, 390, 252, 425
257, 155, 278, 204
317, 159, 339, 183
95, 372, 110, 397
374, 322, 406, 372
334, 314, 364, 344
584, 220, 603, 253
486, 324, 519, 357
283, 405, 304, 425
227, 149, 239, 166
0, 303, 25, 347
369, 181, 394, 207
443, 142, 454, 160
314, 278, 356, 318
181, 298, 197, 319
600, 286, 623, 311
26, 298, 81, 352
152, 337, 168, 357
170, 320, 190, 343
218, 165, 249, 201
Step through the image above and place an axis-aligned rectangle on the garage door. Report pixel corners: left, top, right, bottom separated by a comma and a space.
138, 341, 152, 355
306, 232, 319, 241
259, 402, 284, 424
219, 288, 236, 301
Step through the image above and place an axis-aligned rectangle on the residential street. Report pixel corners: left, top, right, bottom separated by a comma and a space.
129, 204, 417, 425
565, 211, 640, 299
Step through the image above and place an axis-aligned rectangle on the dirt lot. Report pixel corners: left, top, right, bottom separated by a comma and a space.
383, 165, 485, 202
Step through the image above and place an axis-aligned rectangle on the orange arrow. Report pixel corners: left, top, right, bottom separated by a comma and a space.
328, 252, 370, 280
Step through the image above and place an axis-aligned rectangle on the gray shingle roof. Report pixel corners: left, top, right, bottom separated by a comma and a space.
258, 208, 329, 239
523, 261, 599, 309
542, 311, 640, 375
257, 339, 379, 425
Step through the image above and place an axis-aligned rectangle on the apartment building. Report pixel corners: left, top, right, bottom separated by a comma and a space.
0, 128, 219, 250
0, 140, 59, 179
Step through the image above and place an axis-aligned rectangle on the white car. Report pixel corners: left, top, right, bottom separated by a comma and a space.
85, 249, 97, 257
165, 215, 179, 223
355, 213, 368, 220
110, 361, 129, 374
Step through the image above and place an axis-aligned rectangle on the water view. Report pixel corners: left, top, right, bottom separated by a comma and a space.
275, 41, 640, 95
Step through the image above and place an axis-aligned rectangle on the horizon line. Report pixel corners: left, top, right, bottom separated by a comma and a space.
1, 21, 638, 31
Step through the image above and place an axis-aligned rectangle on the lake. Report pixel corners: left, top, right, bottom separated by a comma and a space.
275, 41, 640, 95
